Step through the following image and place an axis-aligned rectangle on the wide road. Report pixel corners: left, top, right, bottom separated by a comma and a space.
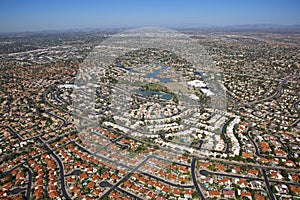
246, 131, 262, 157
0, 125, 24, 141
262, 169, 275, 200
22, 165, 32, 200
221, 117, 235, 153
191, 158, 205, 200
36, 137, 71, 200
100, 156, 153, 199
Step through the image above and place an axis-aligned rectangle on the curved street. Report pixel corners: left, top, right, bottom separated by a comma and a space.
191, 158, 206, 200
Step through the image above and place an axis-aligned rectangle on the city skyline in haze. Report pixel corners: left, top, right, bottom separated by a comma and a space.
0, 0, 300, 33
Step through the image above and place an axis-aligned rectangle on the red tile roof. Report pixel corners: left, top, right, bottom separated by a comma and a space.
254, 193, 265, 200
174, 188, 181, 196
241, 191, 251, 197
87, 181, 95, 189
162, 186, 171, 194
215, 164, 226, 171
223, 190, 234, 197
79, 172, 88, 179
242, 152, 254, 159
237, 178, 249, 186
208, 190, 220, 197
290, 185, 300, 194
248, 169, 259, 176
101, 172, 110, 179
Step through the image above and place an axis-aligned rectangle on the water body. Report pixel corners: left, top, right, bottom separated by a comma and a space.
117, 64, 143, 75
145, 65, 171, 83
194, 71, 209, 80
117, 64, 171, 83
138, 90, 174, 101
117, 64, 133, 71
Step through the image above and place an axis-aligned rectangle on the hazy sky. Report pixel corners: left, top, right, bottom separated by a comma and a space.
0, 0, 299, 32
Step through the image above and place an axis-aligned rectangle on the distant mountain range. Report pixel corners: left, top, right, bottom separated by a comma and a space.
1, 24, 300, 35
171, 23, 300, 31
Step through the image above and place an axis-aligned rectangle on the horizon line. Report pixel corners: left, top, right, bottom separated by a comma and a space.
1, 23, 300, 34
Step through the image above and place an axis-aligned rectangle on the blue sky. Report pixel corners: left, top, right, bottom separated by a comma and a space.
0, 0, 299, 32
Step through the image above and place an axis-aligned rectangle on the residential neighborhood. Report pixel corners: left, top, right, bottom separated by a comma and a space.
0, 27, 299, 200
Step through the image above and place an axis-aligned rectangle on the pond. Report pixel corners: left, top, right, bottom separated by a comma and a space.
137, 89, 174, 101
145, 65, 171, 83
